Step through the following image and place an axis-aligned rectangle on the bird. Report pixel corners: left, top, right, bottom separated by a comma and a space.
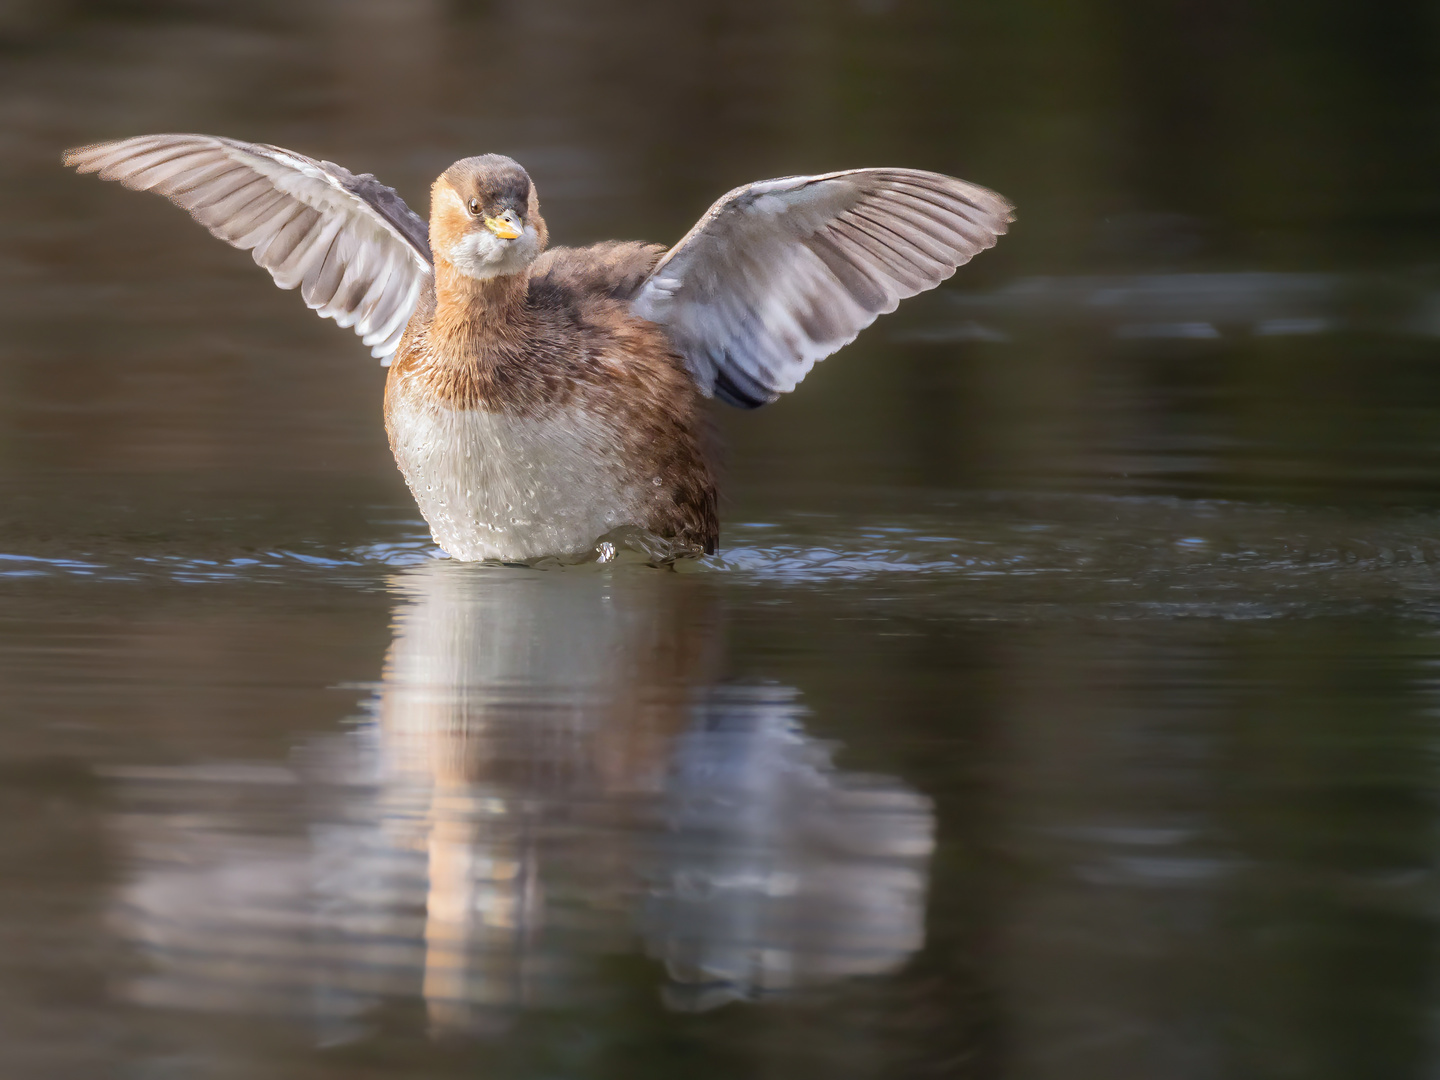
63, 135, 1013, 562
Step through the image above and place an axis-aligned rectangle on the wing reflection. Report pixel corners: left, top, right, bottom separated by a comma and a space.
107, 563, 934, 1036
643, 684, 934, 1011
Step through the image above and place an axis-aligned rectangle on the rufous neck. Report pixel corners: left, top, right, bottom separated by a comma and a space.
434, 258, 527, 313
430, 258, 531, 351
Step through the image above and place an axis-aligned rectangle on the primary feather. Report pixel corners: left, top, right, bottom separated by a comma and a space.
63, 134, 433, 361
631, 168, 1014, 407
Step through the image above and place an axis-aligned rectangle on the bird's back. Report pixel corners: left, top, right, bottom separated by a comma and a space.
528, 241, 666, 303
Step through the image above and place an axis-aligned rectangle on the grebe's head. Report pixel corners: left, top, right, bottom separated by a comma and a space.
430, 155, 546, 279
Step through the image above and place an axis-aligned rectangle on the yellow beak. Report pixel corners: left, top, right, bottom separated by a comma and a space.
484, 216, 522, 241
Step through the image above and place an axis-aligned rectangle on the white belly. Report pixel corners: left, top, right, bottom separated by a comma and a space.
387, 393, 645, 561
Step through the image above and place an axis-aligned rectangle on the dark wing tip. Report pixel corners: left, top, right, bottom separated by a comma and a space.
712, 366, 778, 409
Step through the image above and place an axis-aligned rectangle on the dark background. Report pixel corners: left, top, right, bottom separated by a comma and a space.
8, 0, 1440, 519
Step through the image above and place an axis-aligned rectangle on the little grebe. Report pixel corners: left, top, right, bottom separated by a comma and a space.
65, 135, 1012, 561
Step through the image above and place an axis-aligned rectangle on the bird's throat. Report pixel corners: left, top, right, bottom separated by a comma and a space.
431, 258, 531, 356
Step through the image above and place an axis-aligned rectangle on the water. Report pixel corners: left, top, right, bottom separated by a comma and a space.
6, 2, 1440, 1077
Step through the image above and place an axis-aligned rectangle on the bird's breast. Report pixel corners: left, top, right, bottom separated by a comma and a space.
385, 379, 647, 561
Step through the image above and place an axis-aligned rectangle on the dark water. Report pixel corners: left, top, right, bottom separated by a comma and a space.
6, 2, 1440, 1077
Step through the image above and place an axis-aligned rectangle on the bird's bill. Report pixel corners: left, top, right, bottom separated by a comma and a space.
484, 216, 521, 240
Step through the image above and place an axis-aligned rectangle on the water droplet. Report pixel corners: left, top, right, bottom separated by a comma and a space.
652, 476, 663, 486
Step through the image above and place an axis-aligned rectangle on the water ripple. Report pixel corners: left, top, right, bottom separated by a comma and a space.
4, 495, 1440, 624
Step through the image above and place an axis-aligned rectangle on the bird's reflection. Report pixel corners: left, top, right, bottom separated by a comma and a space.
108, 562, 934, 1036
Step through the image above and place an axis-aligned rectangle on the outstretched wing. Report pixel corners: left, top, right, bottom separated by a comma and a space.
631, 168, 1013, 408
64, 134, 432, 361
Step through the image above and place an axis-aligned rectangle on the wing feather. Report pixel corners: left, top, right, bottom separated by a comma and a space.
64, 133, 432, 362
830, 220, 933, 292
843, 213, 948, 274
271, 214, 334, 290
631, 167, 1012, 407
230, 195, 292, 248
305, 228, 352, 311
848, 206, 954, 265
355, 252, 399, 328
256, 206, 321, 268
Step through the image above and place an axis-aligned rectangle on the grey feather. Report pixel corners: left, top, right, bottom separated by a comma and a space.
631, 167, 1012, 408
64, 133, 433, 362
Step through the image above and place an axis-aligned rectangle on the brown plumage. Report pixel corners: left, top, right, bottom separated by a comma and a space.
63, 135, 1014, 562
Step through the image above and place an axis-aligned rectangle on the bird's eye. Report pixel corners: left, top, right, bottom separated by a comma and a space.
467, 198, 481, 216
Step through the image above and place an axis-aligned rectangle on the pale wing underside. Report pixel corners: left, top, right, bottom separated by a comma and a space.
64, 134, 433, 361
631, 168, 1014, 407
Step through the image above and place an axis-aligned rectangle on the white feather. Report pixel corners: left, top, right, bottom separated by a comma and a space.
387, 381, 652, 562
